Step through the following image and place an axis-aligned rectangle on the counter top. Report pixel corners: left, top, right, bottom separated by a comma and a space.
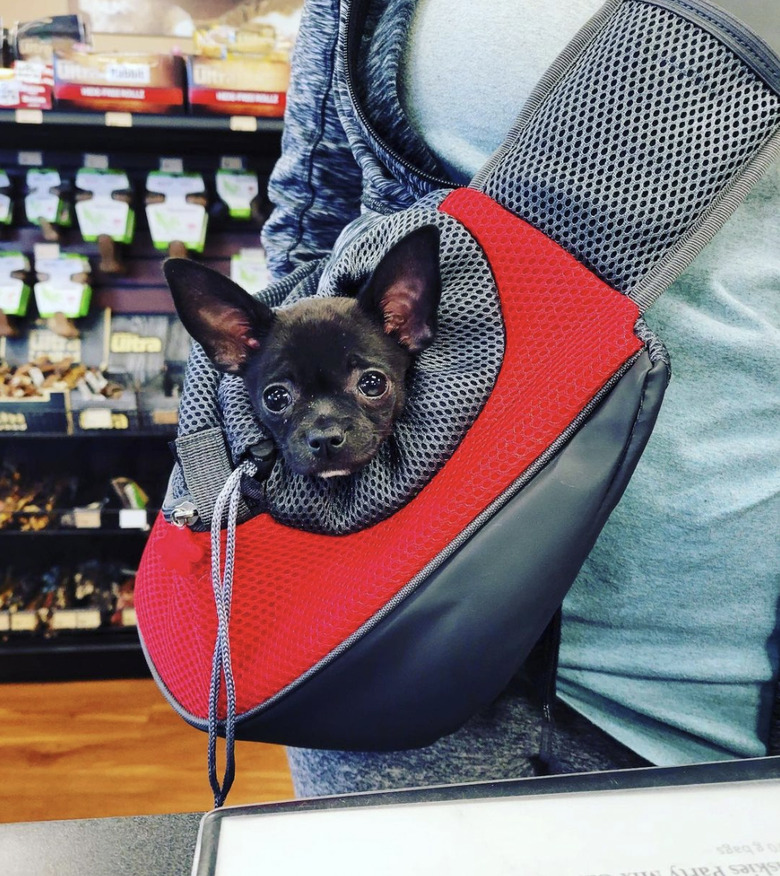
0, 811, 203, 876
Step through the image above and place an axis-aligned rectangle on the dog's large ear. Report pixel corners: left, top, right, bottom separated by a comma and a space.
163, 258, 274, 374
357, 225, 441, 354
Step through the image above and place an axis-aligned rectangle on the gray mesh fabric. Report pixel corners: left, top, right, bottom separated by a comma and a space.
476, 0, 780, 295
171, 194, 505, 534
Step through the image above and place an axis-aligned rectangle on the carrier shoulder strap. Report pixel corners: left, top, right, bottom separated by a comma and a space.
470, 0, 780, 313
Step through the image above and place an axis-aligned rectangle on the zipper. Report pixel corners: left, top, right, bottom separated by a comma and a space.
342, 0, 453, 190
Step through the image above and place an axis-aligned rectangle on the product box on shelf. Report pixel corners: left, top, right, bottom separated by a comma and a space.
0, 61, 54, 110
53, 52, 186, 114
0, 385, 69, 433
0, 561, 138, 636
186, 53, 290, 117
109, 313, 189, 430
0, 310, 137, 433
0, 310, 188, 434
186, 0, 301, 117
2, 12, 90, 111
11, 14, 90, 64
70, 369, 138, 433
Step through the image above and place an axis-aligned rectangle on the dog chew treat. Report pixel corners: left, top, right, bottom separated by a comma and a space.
96, 234, 124, 273
0, 310, 20, 338
136, 0, 780, 777
167, 240, 190, 259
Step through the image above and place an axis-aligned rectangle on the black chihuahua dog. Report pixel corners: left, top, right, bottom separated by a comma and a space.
164, 225, 441, 478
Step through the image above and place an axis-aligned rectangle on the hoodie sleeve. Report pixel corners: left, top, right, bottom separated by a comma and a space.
261, 0, 364, 282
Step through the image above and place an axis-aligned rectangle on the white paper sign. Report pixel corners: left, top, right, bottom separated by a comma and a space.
201, 777, 780, 876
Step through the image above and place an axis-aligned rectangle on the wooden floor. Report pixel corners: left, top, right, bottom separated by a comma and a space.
0, 678, 294, 824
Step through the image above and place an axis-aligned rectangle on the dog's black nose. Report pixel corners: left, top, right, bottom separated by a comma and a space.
306, 426, 346, 458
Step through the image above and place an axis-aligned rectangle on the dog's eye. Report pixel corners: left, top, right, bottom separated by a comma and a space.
263, 385, 292, 413
357, 370, 388, 398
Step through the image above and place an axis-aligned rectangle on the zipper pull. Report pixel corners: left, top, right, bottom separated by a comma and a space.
171, 499, 199, 528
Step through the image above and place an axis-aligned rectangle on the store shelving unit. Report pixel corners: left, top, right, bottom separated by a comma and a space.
0, 110, 282, 682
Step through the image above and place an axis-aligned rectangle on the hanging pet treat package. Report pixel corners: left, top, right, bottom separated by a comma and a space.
230, 248, 270, 292
215, 169, 260, 220
33, 250, 91, 320
74, 169, 135, 247
74, 167, 135, 274
135, 0, 780, 806
24, 169, 72, 237
0, 252, 32, 319
145, 171, 209, 256
0, 171, 13, 227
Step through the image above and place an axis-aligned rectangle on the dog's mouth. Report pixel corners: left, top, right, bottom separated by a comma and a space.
292, 456, 370, 479
285, 449, 377, 480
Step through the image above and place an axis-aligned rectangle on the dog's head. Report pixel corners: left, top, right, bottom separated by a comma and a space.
164, 225, 441, 477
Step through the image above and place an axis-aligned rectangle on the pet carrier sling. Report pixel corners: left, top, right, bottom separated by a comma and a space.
136, 0, 780, 804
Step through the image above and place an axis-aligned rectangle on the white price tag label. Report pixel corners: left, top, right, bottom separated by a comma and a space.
78, 408, 114, 430
220, 155, 245, 171
105, 112, 133, 128
84, 153, 110, 169
119, 509, 149, 530
15, 109, 43, 125
18, 151, 43, 167
229, 115, 258, 132
159, 157, 184, 173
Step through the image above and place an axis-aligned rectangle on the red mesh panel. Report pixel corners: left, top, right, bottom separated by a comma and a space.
136, 189, 642, 720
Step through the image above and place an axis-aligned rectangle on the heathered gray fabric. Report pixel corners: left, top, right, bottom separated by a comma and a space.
287, 681, 650, 797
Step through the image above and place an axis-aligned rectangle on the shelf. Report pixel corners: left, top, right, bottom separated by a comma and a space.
0, 110, 283, 163
0, 528, 152, 538
0, 627, 149, 682
0, 431, 175, 440
0, 105, 279, 683
0, 109, 284, 133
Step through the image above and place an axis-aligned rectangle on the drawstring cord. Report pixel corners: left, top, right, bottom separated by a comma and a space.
207, 460, 255, 808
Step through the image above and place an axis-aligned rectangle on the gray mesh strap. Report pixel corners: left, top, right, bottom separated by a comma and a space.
175, 428, 249, 527
631, 128, 780, 311
472, 0, 780, 312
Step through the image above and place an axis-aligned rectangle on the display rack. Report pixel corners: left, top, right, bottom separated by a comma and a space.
0, 110, 282, 682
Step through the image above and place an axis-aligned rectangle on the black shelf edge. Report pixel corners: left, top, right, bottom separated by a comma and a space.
0, 109, 284, 134
0, 628, 150, 682
0, 431, 176, 439
0, 528, 153, 538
